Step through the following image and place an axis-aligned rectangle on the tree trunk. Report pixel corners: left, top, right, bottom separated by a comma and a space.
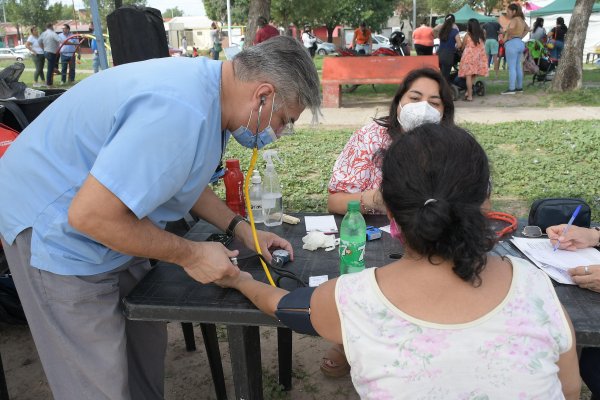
551, 0, 595, 91
326, 25, 335, 43
245, 0, 271, 47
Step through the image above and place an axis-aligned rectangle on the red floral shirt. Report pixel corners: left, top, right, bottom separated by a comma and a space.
328, 121, 392, 194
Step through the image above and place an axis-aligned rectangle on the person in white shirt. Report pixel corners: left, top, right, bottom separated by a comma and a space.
302, 25, 317, 58
38, 23, 60, 86
181, 37, 187, 56
26, 26, 45, 87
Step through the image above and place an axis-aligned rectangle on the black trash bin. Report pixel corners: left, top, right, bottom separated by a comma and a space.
0, 88, 66, 131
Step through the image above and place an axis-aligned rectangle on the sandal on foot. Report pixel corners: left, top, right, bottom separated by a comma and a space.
320, 344, 350, 378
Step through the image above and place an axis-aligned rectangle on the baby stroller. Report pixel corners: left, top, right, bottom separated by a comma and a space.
448, 58, 486, 101
526, 40, 558, 86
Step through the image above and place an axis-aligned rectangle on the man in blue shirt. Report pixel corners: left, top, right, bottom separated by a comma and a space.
0, 36, 321, 399
58, 24, 79, 84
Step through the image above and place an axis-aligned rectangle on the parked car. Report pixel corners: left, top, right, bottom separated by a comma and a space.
168, 46, 183, 57
0, 48, 26, 61
316, 38, 337, 56
371, 35, 392, 51
12, 45, 30, 57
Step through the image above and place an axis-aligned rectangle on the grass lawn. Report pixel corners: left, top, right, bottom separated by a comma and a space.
216, 120, 600, 220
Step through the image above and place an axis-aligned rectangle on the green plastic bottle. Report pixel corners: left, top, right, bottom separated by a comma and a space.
339, 200, 366, 274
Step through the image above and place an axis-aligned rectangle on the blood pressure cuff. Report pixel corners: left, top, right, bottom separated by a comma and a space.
275, 287, 319, 336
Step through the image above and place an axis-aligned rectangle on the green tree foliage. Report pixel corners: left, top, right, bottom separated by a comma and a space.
49, 2, 77, 20
203, 0, 249, 25
6, 0, 55, 30
82, 0, 146, 26
162, 6, 184, 18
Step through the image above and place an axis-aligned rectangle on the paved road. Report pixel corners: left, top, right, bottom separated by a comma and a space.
297, 104, 600, 127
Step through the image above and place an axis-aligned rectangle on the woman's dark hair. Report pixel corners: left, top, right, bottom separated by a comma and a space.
467, 18, 484, 45
557, 17, 566, 27
439, 14, 455, 42
533, 17, 544, 32
380, 124, 495, 286
507, 3, 525, 19
375, 68, 455, 137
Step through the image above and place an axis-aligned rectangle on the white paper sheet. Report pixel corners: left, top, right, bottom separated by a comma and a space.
309, 275, 329, 287
379, 224, 391, 234
304, 215, 338, 234
510, 237, 600, 284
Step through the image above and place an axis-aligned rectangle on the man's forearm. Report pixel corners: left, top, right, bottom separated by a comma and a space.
191, 186, 239, 233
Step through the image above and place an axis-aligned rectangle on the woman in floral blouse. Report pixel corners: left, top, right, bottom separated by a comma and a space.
327, 68, 455, 216
324, 68, 456, 376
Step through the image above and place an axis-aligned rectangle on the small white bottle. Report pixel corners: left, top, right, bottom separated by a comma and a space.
249, 170, 264, 223
262, 150, 283, 227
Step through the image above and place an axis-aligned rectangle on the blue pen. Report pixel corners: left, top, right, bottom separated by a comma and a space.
553, 205, 582, 251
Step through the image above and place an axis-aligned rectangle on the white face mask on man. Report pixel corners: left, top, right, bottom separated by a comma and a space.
397, 101, 442, 132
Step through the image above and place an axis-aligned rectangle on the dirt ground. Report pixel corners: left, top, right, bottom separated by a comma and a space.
1, 94, 597, 399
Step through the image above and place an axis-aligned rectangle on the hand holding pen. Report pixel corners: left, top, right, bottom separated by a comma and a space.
551, 205, 582, 251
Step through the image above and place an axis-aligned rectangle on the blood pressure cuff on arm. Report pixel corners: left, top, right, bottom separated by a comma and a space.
275, 287, 319, 336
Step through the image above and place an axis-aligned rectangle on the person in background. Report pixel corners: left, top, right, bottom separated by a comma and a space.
547, 224, 600, 400
548, 17, 568, 59
501, 3, 528, 95
459, 19, 488, 101
181, 36, 188, 56
88, 22, 102, 74
352, 21, 372, 55
25, 26, 45, 87
323, 69, 455, 376
302, 24, 317, 58
210, 22, 222, 60
530, 17, 547, 42
482, 19, 502, 79
412, 20, 434, 55
38, 23, 60, 87
437, 14, 462, 84
218, 123, 581, 400
254, 16, 279, 45
0, 36, 320, 400
57, 24, 79, 85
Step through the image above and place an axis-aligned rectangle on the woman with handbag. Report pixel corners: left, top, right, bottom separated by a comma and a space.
437, 14, 462, 84
548, 17, 568, 60
302, 25, 317, 58
210, 21, 222, 60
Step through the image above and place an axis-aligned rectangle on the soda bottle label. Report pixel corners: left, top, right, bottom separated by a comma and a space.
339, 239, 365, 274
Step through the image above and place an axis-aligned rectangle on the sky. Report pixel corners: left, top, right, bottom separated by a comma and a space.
50, 1, 206, 17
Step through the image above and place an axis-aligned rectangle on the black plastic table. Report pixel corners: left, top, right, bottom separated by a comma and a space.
123, 214, 600, 400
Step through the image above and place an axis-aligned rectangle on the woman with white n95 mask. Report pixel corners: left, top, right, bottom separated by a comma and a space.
322, 68, 455, 378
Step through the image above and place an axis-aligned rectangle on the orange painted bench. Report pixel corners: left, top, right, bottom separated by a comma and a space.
321, 55, 440, 108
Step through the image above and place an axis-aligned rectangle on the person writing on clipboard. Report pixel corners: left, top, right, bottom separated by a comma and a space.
547, 223, 600, 400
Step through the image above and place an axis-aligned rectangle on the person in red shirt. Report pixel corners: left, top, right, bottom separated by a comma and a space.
254, 16, 279, 45
412, 21, 434, 55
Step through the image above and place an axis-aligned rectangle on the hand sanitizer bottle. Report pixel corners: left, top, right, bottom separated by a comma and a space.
249, 170, 264, 223
262, 150, 283, 227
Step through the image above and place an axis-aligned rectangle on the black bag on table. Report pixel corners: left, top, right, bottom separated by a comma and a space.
528, 198, 591, 233
107, 6, 169, 66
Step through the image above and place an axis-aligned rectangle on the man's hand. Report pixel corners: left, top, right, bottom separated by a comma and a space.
547, 225, 599, 251
569, 265, 600, 293
179, 241, 240, 284
236, 222, 293, 262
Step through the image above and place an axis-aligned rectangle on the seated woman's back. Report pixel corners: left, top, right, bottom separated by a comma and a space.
329, 124, 579, 399
337, 257, 570, 399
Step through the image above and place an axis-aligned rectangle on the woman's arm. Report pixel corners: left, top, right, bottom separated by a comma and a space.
556, 306, 581, 400
216, 272, 342, 342
454, 31, 462, 49
328, 189, 385, 215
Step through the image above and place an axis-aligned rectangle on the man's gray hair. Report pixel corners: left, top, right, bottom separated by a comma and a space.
232, 36, 321, 119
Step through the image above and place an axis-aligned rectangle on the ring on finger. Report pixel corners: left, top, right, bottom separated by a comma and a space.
584, 265, 591, 275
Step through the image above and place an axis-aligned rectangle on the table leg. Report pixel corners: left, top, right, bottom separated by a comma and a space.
0, 352, 8, 400
227, 325, 263, 400
277, 328, 292, 391
200, 324, 227, 400
181, 322, 196, 352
